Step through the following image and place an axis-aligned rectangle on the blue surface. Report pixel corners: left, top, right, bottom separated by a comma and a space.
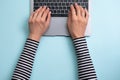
0, 0, 120, 80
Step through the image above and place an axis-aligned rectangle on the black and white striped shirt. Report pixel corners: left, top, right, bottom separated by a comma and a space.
12, 37, 97, 80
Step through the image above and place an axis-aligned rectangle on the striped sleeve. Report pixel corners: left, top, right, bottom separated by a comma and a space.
11, 38, 39, 80
73, 37, 97, 80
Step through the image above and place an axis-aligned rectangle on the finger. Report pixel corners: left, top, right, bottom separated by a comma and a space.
29, 12, 34, 22
67, 10, 71, 23
67, 10, 72, 28
81, 7, 85, 17
78, 6, 83, 16
70, 4, 76, 18
36, 6, 42, 17
85, 8, 89, 20
32, 8, 41, 20
42, 8, 50, 21
74, 3, 80, 16
46, 11, 51, 26
68, 10, 71, 18
39, 6, 47, 17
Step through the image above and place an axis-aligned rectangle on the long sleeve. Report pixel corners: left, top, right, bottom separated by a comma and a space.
11, 38, 39, 80
73, 37, 97, 80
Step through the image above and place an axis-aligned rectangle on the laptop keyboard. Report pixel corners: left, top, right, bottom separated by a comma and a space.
34, 0, 88, 17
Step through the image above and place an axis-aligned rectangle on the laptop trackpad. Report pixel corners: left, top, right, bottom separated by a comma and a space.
44, 17, 69, 36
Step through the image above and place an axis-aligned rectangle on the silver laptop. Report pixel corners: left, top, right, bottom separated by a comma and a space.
30, 0, 91, 36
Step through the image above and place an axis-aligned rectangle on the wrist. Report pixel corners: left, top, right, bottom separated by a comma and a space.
28, 34, 41, 42
71, 34, 84, 39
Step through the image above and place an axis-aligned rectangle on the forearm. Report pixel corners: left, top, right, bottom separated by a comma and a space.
73, 37, 97, 80
11, 38, 39, 80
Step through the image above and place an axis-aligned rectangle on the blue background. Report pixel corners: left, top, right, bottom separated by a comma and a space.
0, 0, 120, 80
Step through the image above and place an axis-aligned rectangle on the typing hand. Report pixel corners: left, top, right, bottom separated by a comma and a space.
67, 3, 89, 39
28, 6, 51, 41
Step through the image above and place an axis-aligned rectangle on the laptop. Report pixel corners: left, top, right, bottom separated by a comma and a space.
30, 0, 91, 36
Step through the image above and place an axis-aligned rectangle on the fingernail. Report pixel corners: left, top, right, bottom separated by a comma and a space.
75, 3, 77, 5
70, 4, 73, 7
44, 5, 46, 7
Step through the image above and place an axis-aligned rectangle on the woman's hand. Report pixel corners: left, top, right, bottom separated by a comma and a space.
67, 3, 89, 39
28, 6, 51, 41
